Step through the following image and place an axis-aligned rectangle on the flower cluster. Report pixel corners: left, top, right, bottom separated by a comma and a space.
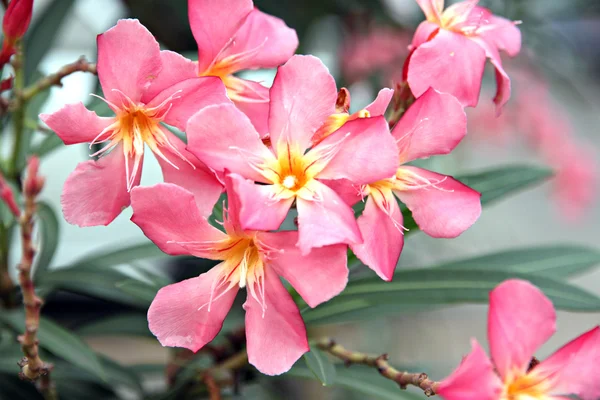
43, 0, 586, 381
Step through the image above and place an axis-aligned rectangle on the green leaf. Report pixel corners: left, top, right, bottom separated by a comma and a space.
68, 241, 172, 269
115, 279, 161, 305
75, 314, 151, 337
439, 245, 600, 278
24, 0, 76, 83
0, 311, 105, 381
303, 269, 600, 325
31, 134, 63, 158
303, 348, 336, 386
33, 202, 60, 280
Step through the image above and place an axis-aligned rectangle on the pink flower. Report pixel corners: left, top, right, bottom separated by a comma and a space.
40, 19, 227, 227
343, 88, 481, 281
438, 279, 600, 400
186, 55, 399, 254
408, 0, 521, 113
130, 177, 348, 375
187, 0, 298, 135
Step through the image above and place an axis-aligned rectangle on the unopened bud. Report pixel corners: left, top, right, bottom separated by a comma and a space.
24, 156, 44, 197
3, 0, 33, 40
0, 173, 20, 217
0, 76, 13, 91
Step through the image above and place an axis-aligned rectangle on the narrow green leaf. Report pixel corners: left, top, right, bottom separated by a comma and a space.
31, 134, 63, 158
33, 202, 60, 280
0, 311, 105, 381
303, 348, 336, 386
438, 245, 600, 278
115, 279, 160, 305
75, 314, 151, 337
24, 0, 76, 83
68, 242, 172, 269
303, 269, 600, 325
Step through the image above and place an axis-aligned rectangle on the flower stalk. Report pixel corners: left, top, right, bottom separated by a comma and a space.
316, 338, 441, 397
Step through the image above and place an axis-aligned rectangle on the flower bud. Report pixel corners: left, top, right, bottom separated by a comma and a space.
0, 173, 20, 217
3, 0, 33, 41
24, 156, 44, 198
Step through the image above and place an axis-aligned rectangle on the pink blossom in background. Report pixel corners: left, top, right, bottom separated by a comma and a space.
187, 0, 298, 135
131, 177, 348, 375
408, 0, 521, 113
340, 88, 481, 280
186, 55, 399, 255
41, 19, 227, 227
438, 279, 600, 400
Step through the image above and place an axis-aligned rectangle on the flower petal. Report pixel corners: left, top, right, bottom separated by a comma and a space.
534, 326, 600, 400
395, 166, 481, 238
142, 50, 198, 102
148, 267, 239, 353
97, 19, 162, 104
407, 29, 486, 107
227, 173, 293, 232
244, 267, 309, 375
411, 21, 440, 48
475, 7, 521, 57
393, 88, 467, 163
351, 196, 404, 281
365, 88, 394, 116
416, 0, 444, 22
61, 146, 136, 227
437, 340, 503, 400
472, 37, 511, 115
40, 103, 115, 145
321, 178, 362, 207
259, 231, 348, 308
146, 76, 228, 131
269, 55, 337, 154
296, 180, 362, 254
156, 128, 223, 217
131, 183, 226, 257
186, 103, 274, 183
224, 76, 270, 136
189, 0, 253, 73
488, 279, 556, 380
218, 8, 298, 71
317, 116, 399, 185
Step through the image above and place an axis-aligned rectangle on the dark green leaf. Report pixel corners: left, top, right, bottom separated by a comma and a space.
68, 242, 172, 269
31, 135, 63, 158
33, 202, 60, 280
439, 245, 600, 278
75, 314, 151, 337
0, 373, 43, 400
24, 0, 76, 83
0, 311, 105, 381
115, 279, 161, 305
303, 348, 336, 386
303, 269, 600, 325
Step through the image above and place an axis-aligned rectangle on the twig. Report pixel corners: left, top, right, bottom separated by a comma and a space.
316, 338, 440, 397
20, 56, 97, 102
199, 350, 249, 398
202, 373, 222, 400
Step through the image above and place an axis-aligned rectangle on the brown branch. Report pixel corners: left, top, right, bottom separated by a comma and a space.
16, 158, 52, 386
316, 338, 440, 397
199, 350, 248, 398
20, 57, 97, 102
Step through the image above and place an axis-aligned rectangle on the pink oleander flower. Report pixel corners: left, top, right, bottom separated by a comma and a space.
186, 0, 298, 135
340, 88, 481, 280
130, 177, 348, 375
40, 19, 227, 227
438, 279, 600, 400
0, 0, 33, 66
186, 55, 399, 254
408, 0, 521, 113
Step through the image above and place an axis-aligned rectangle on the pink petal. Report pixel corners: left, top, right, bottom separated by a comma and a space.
96, 19, 162, 104
317, 116, 399, 185
392, 87, 467, 163
534, 326, 600, 400
61, 146, 136, 227
473, 37, 511, 115
395, 166, 481, 238
268, 55, 337, 153
437, 340, 503, 400
227, 173, 293, 232
40, 102, 115, 145
148, 267, 238, 352
296, 180, 362, 255
488, 279, 556, 380
142, 50, 198, 102
189, 0, 253, 73
225, 76, 270, 136
244, 267, 309, 375
415, 0, 444, 22
411, 21, 440, 48
146, 76, 228, 131
351, 197, 404, 281
156, 128, 223, 217
186, 103, 274, 183
320, 178, 362, 207
407, 29, 486, 107
475, 7, 521, 57
365, 88, 394, 116
259, 231, 348, 308
218, 8, 298, 71
131, 183, 226, 257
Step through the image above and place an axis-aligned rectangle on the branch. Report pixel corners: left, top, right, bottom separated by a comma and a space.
316, 338, 440, 397
20, 57, 97, 102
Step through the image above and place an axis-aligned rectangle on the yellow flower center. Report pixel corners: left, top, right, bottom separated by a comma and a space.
501, 370, 554, 400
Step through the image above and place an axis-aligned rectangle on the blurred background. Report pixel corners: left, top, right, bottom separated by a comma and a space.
1, 0, 599, 398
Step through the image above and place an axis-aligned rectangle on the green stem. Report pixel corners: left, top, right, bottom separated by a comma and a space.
8, 45, 26, 181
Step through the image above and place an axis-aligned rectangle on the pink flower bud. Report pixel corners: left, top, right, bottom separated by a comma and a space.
24, 156, 44, 197
3, 0, 33, 40
0, 76, 13, 92
0, 173, 20, 217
